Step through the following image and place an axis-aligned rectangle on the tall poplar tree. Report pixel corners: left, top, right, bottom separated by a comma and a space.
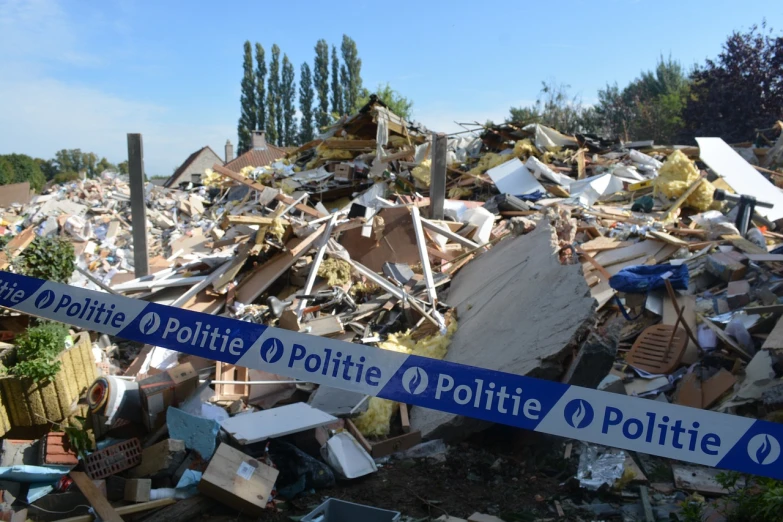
281, 54, 297, 146
314, 39, 330, 129
238, 41, 256, 153
254, 43, 267, 135
299, 62, 315, 143
340, 35, 363, 112
330, 45, 343, 116
266, 44, 281, 145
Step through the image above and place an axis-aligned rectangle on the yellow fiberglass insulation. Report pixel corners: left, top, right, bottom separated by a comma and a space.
304, 147, 354, 170
201, 168, 223, 188
448, 186, 473, 199
468, 153, 513, 176
411, 159, 431, 186
513, 139, 538, 160
653, 150, 715, 211
353, 319, 459, 437
256, 218, 286, 243
317, 258, 352, 286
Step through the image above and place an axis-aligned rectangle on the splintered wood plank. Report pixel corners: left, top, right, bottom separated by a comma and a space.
0, 225, 36, 269
698, 315, 752, 361
70, 471, 123, 522
580, 236, 632, 252
591, 280, 616, 309
593, 240, 666, 267
211, 164, 323, 218
664, 294, 698, 364
648, 230, 690, 247
650, 243, 680, 264
722, 234, 768, 255
234, 225, 326, 304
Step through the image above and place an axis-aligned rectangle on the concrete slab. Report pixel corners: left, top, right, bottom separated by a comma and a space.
410, 221, 595, 440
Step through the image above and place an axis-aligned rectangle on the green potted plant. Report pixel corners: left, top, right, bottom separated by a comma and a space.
0, 322, 97, 430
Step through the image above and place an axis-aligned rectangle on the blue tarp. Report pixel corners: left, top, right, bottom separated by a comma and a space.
609, 264, 689, 294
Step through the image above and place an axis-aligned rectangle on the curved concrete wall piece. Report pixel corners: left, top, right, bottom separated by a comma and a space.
410, 220, 596, 440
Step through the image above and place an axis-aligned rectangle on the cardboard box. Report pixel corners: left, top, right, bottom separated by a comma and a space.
334, 163, 354, 182
139, 363, 198, 431
198, 443, 278, 516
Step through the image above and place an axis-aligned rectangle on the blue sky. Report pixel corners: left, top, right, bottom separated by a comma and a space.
1, 0, 781, 176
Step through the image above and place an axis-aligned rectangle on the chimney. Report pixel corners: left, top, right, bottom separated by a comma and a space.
225, 139, 234, 163
252, 130, 267, 150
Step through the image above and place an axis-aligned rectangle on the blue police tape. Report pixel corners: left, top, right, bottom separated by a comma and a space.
1, 271, 782, 479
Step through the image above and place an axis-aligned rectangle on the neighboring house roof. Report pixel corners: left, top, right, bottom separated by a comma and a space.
149, 178, 168, 186
224, 143, 289, 172
0, 181, 32, 206
164, 146, 222, 188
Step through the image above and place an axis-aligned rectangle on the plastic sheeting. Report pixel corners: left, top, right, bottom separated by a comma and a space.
525, 156, 573, 187
522, 123, 578, 150
566, 173, 624, 207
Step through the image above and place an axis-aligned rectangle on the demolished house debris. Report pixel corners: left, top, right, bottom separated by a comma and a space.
0, 102, 783, 520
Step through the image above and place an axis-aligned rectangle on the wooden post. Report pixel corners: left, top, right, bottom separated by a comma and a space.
430, 132, 447, 220
127, 133, 149, 277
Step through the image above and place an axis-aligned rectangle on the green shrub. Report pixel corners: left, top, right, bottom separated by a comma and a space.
53, 171, 81, 184
714, 471, 783, 522
11, 322, 69, 382
13, 236, 75, 283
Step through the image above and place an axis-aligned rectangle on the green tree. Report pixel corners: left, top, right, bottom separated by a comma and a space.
117, 160, 129, 175
0, 157, 13, 185
594, 83, 635, 140
53, 171, 81, 184
314, 39, 330, 130
683, 23, 783, 142
281, 54, 297, 146
54, 149, 83, 174
95, 157, 116, 174
506, 81, 602, 135
594, 56, 689, 142
507, 105, 542, 125
82, 152, 98, 177
1, 154, 46, 191
238, 41, 257, 154
267, 44, 281, 145
330, 45, 343, 116
255, 43, 267, 135
356, 83, 414, 120
340, 35, 363, 113
35, 158, 59, 180
299, 62, 315, 143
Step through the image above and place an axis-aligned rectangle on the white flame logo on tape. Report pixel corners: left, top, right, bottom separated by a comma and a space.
564, 399, 594, 429
260, 337, 285, 364
138, 312, 161, 335
402, 367, 428, 395
748, 434, 781, 465
35, 289, 56, 310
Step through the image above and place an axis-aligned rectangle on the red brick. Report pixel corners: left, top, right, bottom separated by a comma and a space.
84, 438, 142, 480
42, 433, 79, 466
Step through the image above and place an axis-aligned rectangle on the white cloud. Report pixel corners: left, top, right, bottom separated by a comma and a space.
0, 0, 98, 67
0, 0, 233, 176
0, 70, 233, 176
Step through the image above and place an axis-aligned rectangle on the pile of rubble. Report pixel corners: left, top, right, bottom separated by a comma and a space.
0, 100, 782, 520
